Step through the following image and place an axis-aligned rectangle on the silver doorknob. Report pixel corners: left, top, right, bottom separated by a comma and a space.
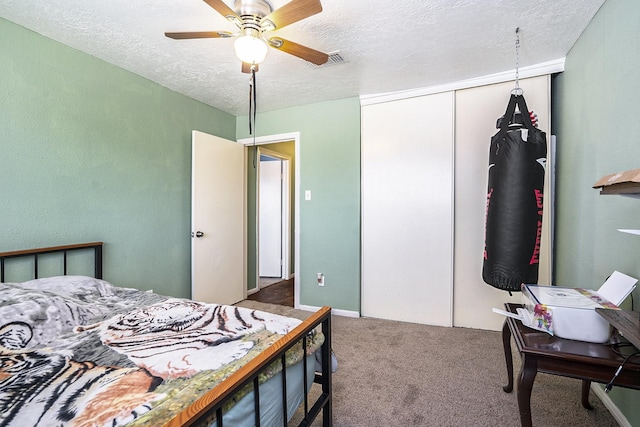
192, 231, 204, 238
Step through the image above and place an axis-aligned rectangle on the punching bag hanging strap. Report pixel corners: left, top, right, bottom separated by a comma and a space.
496, 94, 535, 139
514, 95, 535, 131
496, 95, 519, 138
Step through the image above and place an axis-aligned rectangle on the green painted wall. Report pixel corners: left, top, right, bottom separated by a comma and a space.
237, 98, 361, 312
0, 18, 235, 297
1, 16, 360, 312
553, 0, 640, 424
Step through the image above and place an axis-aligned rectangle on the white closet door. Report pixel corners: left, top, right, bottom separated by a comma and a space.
453, 76, 551, 331
361, 92, 454, 326
259, 159, 282, 278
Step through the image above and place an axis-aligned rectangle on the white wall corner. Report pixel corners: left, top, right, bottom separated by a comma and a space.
591, 383, 631, 427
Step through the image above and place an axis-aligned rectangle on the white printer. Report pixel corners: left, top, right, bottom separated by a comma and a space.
521, 271, 637, 343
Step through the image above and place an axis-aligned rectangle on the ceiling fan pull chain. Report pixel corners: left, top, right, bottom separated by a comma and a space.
249, 71, 254, 135
252, 67, 257, 135
249, 66, 258, 168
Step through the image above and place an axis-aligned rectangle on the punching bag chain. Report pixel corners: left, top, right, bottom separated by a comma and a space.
513, 28, 522, 96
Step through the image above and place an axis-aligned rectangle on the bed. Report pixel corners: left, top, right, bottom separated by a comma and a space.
0, 242, 333, 427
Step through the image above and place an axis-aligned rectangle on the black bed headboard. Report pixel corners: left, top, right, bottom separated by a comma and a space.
0, 242, 103, 282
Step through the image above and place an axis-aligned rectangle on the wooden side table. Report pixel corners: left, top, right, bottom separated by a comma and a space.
502, 303, 640, 427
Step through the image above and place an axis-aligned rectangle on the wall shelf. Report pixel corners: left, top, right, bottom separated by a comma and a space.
595, 173, 640, 350
600, 186, 640, 197
596, 308, 640, 350
593, 169, 640, 195
598, 183, 640, 195
618, 229, 640, 236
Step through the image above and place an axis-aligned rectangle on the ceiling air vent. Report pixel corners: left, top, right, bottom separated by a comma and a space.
308, 51, 347, 69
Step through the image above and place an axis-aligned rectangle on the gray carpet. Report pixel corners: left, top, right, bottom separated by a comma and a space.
236, 300, 619, 427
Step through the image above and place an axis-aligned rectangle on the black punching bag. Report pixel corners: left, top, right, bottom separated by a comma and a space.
482, 94, 546, 292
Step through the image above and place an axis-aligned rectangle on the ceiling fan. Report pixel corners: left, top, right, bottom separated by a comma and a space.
165, 0, 329, 72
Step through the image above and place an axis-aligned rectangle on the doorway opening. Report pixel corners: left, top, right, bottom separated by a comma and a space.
239, 132, 300, 307
257, 148, 290, 290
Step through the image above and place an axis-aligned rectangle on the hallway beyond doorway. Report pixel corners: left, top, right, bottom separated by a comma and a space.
248, 278, 293, 307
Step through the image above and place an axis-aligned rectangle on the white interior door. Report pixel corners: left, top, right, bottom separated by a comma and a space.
259, 157, 282, 278
361, 91, 454, 326
191, 130, 246, 305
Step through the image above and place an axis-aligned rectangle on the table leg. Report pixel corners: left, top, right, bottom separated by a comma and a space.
517, 354, 537, 427
502, 319, 514, 393
581, 380, 593, 410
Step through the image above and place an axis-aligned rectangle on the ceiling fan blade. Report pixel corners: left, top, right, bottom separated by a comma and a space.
165, 31, 234, 39
203, 0, 241, 23
268, 37, 328, 65
261, 0, 322, 31
242, 62, 259, 73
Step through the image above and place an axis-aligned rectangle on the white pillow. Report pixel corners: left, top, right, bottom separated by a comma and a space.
16, 275, 117, 297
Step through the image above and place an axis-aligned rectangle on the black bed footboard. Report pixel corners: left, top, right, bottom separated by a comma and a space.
300, 308, 332, 427
169, 306, 333, 427
0, 242, 103, 282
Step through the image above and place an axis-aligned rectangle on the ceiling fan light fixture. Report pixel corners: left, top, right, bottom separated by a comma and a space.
234, 31, 268, 65
165, 0, 328, 68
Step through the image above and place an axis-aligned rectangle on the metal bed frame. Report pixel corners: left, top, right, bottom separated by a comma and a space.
0, 242, 332, 427
0, 241, 103, 282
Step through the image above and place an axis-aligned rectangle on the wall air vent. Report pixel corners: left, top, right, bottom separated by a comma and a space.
308, 51, 348, 69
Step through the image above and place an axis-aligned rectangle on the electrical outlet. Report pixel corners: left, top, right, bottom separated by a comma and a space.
317, 273, 324, 286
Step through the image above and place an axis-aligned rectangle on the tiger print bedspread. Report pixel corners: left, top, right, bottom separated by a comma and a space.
0, 276, 323, 427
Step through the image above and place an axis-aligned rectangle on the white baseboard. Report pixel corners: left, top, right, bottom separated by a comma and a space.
298, 304, 360, 318
591, 383, 631, 427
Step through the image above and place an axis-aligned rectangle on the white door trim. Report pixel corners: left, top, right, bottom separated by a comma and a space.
238, 132, 301, 308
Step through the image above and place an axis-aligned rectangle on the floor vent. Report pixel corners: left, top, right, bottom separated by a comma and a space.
308, 51, 348, 69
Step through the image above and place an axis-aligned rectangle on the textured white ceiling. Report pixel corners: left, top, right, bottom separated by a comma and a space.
0, 0, 605, 116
